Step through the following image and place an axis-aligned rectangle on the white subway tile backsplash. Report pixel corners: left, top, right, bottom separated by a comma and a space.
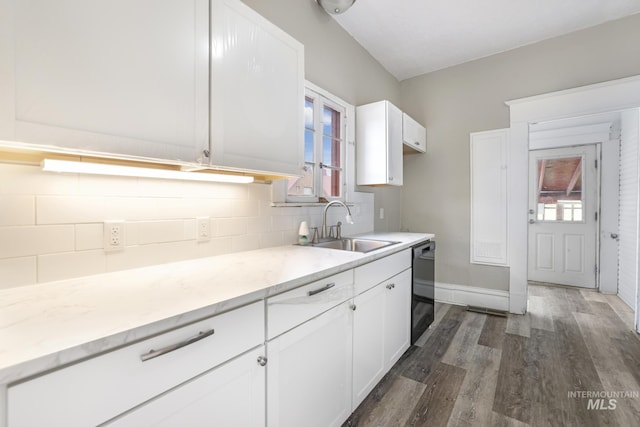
0, 256, 37, 288
77, 174, 139, 197
106, 241, 199, 272
232, 199, 260, 217
259, 231, 286, 248
0, 195, 35, 226
215, 217, 247, 237
0, 225, 75, 258
138, 220, 189, 245
271, 215, 293, 232
38, 250, 106, 283
37, 196, 107, 224
231, 234, 260, 253
0, 163, 375, 290
75, 224, 104, 250
0, 164, 77, 195
197, 237, 234, 258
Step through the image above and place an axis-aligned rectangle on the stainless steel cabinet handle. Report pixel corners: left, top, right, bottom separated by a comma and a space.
257, 356, 268, 367
140, 329, 215, 362
386, 283, 395, 290
308, 282, 335, 296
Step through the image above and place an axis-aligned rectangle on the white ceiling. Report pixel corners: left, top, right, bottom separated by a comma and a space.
332, 0, 640, 81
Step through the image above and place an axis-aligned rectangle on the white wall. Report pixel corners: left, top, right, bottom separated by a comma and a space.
618, 109, 640, 309
0, 163, 373, 289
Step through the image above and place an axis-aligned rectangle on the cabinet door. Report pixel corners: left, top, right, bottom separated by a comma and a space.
352, 283, 386, 409
106, 347, 266, 427
267, 301, 353, 427
210, 0, 304, 176
383, 268, 412, 367
387, 102, 404, 185
356, 100, 403, 186
402, 113, 426, 153
0, 0, 210, 163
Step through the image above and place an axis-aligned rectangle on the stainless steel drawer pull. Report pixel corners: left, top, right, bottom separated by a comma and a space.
308, 282, 335, 296
140, 329, 215, 362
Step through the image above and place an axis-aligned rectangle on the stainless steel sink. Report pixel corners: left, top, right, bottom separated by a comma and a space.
309, 237, 400, 253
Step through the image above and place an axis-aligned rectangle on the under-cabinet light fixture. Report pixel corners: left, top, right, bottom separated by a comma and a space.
41, 159, 254, 184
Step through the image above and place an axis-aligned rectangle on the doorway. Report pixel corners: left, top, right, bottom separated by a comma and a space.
528, 145, 599, 288
507, 75, 640, 333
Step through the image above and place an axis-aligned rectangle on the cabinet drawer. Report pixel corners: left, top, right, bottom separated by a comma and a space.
8, 301, 264, 427
354, 249, 411, 295
267, 270, 353, 340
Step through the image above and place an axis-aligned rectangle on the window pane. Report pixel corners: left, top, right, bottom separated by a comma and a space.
322, 106, 340, 135
322, 169, 341, 198
536, 156, 583, 222
304, 129, 314, 163
304, 97, 314, 130
288, 164, 314, 196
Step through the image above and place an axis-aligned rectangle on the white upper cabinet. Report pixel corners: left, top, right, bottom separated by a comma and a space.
0, 0, 210, 164
356, 100, 403, 186
402, 112, 426, 153
0, 0, 304, 176
210, 0, 304, 176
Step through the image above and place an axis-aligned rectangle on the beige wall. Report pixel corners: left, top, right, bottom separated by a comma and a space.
400, 13, 640, 291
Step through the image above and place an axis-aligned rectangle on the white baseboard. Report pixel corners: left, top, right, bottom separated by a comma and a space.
435, 282, 510, 312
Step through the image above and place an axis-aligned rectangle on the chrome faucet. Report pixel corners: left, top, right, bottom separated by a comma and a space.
321, 200, 354, 239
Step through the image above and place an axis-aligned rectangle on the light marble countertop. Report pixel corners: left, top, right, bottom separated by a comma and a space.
0, 232, 432, 384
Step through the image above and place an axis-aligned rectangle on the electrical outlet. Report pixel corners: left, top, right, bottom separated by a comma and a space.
104, 221, 125, 251
197, 217, 211, 242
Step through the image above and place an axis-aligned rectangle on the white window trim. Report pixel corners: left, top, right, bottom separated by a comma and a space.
273, 81, 355, 205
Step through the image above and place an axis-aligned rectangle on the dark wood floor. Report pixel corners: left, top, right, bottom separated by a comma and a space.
344, 284, 640, 427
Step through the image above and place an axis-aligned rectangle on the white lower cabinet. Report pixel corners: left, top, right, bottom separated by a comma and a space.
267, 300, 353, 427
7, 301, 264, 427
4, 250, 415, 427
383, 268, 412, 367
352, 264, 412, 409
106, 346, 265, 427
352, 281, 386, 407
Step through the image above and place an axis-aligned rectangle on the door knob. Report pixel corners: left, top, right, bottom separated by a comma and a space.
529, 219, 535, 224
610, 233, 619, 239
529, 209, 535, 214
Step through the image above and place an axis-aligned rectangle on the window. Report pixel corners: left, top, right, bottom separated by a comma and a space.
287, 87, 346, 202
534, 156, 584, 222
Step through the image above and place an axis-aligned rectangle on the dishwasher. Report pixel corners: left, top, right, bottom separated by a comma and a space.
411, 240, 435, 344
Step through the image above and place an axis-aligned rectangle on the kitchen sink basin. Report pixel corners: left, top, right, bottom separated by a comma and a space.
309, 237, 400, 253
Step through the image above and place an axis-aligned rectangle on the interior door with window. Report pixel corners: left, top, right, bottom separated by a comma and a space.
528, 145, 599, 288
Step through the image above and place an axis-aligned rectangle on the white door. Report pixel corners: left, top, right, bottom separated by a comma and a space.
528, 145, 599, 287
267, 301, 353, 427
